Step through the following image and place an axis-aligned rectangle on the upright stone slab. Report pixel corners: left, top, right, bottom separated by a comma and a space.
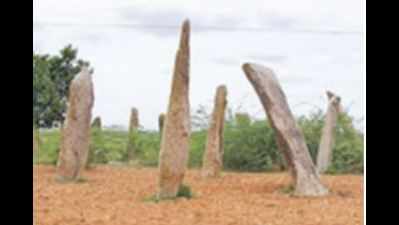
242, 63, 328, 196
202, 85, 227, 178
157, 20, 191, 199
158, 113, 165, 138
56, 67, 94, 182
129, 108, 139, 131
127, 108, 139, 160
317, 91, 341, 173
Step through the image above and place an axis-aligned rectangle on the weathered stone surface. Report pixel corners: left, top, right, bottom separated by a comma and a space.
317, 91, 341, 173
129, 108, 139, 131
202, 85, 227, 178
56, 67, 94, 182
91, 116, 102, 129
157, 19, 191, 199
158, 113, 165, 138
242, 63, 328, 196
127, 108, 139, 160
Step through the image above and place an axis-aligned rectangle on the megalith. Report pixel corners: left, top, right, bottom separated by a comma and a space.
316, 91, 342, 173
157, 19, 191, 199
127, 107, 139, 160
202, 85, 227, 178
56, 67, 94, 182
242, 63, 328, 196
158, 113, 165, 138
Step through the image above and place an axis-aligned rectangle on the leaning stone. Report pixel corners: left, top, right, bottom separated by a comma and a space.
242, 63, 328, 196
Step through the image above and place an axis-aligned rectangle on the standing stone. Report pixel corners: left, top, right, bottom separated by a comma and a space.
242, 63, 328, 196
317, 91, 342, 173
91, 116, 102, 129
129, 108, 139, 132
202, 85, 227, 178
56, 67, 94, 182
157, 19, 191, 199
158, 113, 165, 138
127, 108, 139, 161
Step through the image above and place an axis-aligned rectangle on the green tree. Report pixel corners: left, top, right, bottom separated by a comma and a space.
33, 44, 91, 128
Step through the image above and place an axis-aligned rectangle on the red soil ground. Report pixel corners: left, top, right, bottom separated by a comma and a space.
34, 165, 363, 225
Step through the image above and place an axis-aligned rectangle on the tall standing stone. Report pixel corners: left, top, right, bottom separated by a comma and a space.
242, 63, 328, 196
56, 67, 94, 182
157, 20, 191, 199
317, 91, 342, 173
202, 85, 227, 178
127, 107, 139, 161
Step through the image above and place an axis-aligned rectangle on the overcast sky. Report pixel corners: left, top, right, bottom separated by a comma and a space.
33, 0, 364, 130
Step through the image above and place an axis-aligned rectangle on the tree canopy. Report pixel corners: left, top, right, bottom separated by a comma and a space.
33, 44, 91, 128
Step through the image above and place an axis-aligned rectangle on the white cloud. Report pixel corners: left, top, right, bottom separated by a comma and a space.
33, 0, 364, 130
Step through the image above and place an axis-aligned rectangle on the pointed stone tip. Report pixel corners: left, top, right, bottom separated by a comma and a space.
242, 63, 256, 79
131, 107, 139, 116
182, 19, 190, 29
242, 63, 275, 76
217, 85, 227, 93
178, 19, 190, 49
181, 19, 190, 36
242, 63, 251, 71
326, 90, 335, 99
80, 66, 90, 74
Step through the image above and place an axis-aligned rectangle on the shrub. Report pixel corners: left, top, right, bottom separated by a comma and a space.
189, 130, 207, 168
328, 113, 364, 174
223, 118, 281, 172
34, 129, 61, 165
34, 109, 363, 174
177, 184, 193, 198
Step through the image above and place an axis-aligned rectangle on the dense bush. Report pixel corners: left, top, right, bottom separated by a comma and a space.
298, 111, 363, 174
33, 129, 60, 165
223, 118, 282, 172
34, 110, 363, 174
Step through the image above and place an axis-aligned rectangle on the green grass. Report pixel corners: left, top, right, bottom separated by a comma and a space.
34, 129, 61, 165
143, 184, 194, 203
34, 111, 363, 174
280, 185, 295, 195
